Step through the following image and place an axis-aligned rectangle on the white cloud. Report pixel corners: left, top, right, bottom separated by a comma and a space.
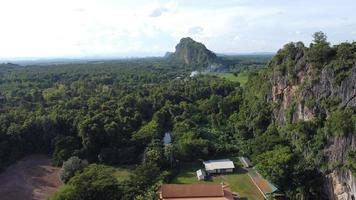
150, 8, 169, 17
0, 0, 355, 58
188, 26, 204, 35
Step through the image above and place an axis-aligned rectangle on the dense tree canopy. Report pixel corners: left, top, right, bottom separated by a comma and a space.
50, 164, 122, 200
0, 34, 355, 199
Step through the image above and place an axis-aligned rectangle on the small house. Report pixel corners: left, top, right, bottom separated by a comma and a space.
239, 156, 252, 168
203, 159, 235, 174
196, 169, 207, 180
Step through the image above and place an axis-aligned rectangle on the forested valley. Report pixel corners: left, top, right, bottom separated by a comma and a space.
0, 33, 355, 200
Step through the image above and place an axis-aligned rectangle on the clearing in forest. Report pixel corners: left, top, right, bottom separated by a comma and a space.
211, 72, 249, 86
0, 154, 63, 200
171, 163, 264, 200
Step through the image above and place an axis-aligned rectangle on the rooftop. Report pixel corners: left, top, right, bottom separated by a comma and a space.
203, 159, 235, 171
160, 184, 234, 200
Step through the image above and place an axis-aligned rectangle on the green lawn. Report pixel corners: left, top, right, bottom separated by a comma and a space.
212, 168, 265, 200
171, 163, 264, 200
211, 72, 249, 86
112, 166, 134, 182
171, 163, 203, 184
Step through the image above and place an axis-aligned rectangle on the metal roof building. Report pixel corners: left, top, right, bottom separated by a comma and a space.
203, 159, 235, 174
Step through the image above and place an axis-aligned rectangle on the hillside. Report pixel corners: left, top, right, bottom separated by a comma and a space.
0, 33, 354, 200
167, 37, 219, 67
259, 32, 355, 199
221, 32, 355, 200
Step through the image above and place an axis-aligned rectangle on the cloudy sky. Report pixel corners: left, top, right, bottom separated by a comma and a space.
0, 0, 355, 59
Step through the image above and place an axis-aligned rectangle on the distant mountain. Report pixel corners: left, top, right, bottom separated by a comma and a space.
167, 37, 219, 67
0, 63, 21, 69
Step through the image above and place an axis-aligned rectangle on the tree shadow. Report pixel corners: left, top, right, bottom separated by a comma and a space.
235, 167, 248, 174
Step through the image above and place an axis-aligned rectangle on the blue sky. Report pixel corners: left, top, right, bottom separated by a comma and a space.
0, 0, 355, 59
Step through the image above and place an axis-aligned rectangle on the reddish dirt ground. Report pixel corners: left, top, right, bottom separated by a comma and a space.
0, 154, 63, 200
248, 168, 273, 197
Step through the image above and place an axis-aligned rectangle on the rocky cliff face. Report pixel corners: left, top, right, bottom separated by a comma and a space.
270, 48, 356, 124
168, 37, 218, 67
325, 169, 355, 200
324, 134, 356, 200
268, 43, 356, 199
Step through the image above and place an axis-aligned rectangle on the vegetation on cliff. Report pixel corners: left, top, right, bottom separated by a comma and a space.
0, 33, 354, 199
167, 37, 219, 68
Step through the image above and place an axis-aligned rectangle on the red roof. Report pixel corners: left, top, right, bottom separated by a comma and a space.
160, 184, 224, 198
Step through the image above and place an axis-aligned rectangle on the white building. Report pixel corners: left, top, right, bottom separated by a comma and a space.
196, 169, 207, 180
203, 159, 235, 174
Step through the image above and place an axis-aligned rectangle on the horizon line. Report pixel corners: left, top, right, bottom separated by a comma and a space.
0, 51, 276, 62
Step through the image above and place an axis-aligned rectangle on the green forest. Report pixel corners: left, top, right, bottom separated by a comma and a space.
0, 33, 355, 200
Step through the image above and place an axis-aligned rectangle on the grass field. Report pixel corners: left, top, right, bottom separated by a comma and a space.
112, 166, 134, 182
171, 163, 264, 200
171, 163, 203, 184
211, 72, 249, 86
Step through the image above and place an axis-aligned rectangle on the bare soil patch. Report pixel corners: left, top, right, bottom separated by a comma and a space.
0, 154, 63, 200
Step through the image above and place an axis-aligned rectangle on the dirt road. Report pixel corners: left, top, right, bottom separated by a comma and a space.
0, 154, 63, 200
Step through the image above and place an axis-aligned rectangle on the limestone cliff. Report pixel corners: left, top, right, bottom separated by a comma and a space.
324, 134, 356, 200
167, 37, 219, 67
268, 42, 356, 199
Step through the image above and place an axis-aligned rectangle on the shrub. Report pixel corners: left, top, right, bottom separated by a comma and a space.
60, 156, 88, 183
52, 164, 121, 200
346, 150, 356, 176
325, 108, 355, 136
